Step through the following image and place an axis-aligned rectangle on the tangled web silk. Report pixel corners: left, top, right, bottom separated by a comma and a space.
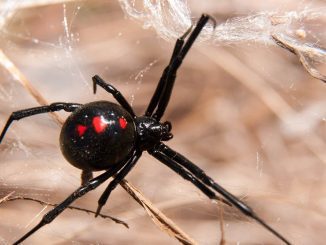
119, 0, 326, 81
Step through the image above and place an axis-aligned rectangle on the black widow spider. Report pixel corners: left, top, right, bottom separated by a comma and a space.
0, 14, 291, 244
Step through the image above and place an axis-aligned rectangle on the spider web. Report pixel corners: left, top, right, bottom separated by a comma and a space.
119, 0, 326, 82
0, 0, 325, 244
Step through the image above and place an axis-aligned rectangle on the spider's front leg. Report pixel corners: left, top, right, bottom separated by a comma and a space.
150, 143, 291, 245
148, 14, 216, 120
145, 25, 193, 117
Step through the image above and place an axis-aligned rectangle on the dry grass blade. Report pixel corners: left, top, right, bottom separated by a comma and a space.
218, 201, 225, 245
0, 49, 196, 244
0, 191, 15, 204
272, 34, 326, 83
0, 50, 64, 125
120, 179, 197, 245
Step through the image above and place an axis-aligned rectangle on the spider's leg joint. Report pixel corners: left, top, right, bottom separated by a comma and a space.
181, 24, 193, 40
92, 76, 98, 94
201, 13, 217, 29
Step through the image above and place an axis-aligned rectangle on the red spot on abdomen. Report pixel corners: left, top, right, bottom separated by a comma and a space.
77, 125, 87, 136
93, 116, 108, 133
119, 117, 127, 129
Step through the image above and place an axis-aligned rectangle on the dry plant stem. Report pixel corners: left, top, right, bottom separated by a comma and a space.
201, 47, 326, 165
0, 50, 64, 125
120, 179, 197, 245
0, 49, 196, 244
0, 191, 15, 204
272, 34, 326, 83
218, 201, 225, 245
0, 194, 129, 228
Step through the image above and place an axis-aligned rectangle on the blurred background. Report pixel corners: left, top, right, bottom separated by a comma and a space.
0, 0, 325, 244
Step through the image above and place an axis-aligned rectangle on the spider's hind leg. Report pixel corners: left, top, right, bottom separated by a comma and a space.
95, 151, 141, 217
92, 75, 135, 117
0, 102, 81, 143
13, 163, 124, 245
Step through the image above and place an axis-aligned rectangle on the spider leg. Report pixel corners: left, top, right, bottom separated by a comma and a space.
145, 26, 192, 117
152, 14, 216, 120
152, 143, 291, 245
81, 169, 93, 186
0, 103, 81, 143
13, 158, 130, 244
92, 75, 135, 117
149, 148, 230, 206
95, 151, 142, 217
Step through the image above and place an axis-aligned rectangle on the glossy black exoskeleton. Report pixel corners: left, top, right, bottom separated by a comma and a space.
60, 101, 172, 171
60, 101, 136, 171
134, 116, 172, 150
0, 14, 291, 245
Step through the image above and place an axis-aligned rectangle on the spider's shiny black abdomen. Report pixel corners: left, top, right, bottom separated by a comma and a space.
59, 101, 136, 171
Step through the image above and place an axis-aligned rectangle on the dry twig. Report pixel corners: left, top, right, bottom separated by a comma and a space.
0, 192, 129, 228
272, 34, 326, 83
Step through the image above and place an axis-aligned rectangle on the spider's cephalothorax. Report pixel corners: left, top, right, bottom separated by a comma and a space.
135, 116, 173, 150
0, 14, 291, 245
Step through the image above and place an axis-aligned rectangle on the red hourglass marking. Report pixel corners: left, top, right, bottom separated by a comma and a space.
119, 118, 127, 129
93, 116, 108, 133
77, 125, 87, 136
